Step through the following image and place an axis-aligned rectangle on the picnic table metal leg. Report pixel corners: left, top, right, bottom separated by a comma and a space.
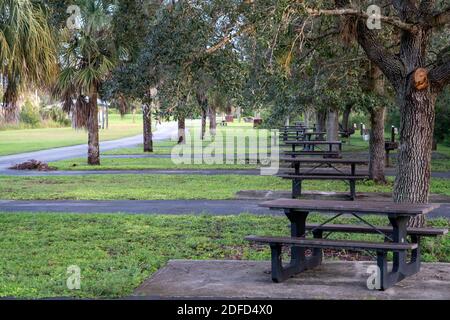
292, 179, 301, 199
349, 180, 356, 201
376, 216, 421, 290
269, 210, 322, 283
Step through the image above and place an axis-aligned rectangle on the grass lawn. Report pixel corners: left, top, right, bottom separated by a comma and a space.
49, 157, 259, 171
0, 213, 447, 299
0, 114, 144, 156
1, 174, 450, 200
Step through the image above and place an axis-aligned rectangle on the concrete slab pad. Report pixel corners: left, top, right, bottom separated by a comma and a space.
132, 260, 450, 300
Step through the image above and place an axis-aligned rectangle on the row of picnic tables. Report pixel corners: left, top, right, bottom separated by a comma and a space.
245, 123, 447, 290
278, 124, 367, 200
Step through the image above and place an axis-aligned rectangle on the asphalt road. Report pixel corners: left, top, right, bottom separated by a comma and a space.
0, 200, 448, 218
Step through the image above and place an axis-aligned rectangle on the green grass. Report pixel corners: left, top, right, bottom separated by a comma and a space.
0, 213, 447, 298
0, 114, 144, 156
1, 174, 449, 200
50, 157, 258, 170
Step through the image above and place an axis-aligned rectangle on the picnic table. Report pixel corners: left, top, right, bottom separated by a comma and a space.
246, 199, 447, 290
281, 140, 343, 156
278, 157, 369, 200
279, 131, 326, 142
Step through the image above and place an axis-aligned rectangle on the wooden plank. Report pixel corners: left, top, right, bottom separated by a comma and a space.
282, 141, 342, 145
283, 151, 341, 156
279, 157, 368, 165
278, 174, 369, 180
305, 224, 449, 237
259, 199, 440, 216
245, 235, 418, 251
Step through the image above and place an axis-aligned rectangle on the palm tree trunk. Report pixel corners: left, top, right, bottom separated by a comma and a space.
2, 81, 20, 124
88, 92, 100, 165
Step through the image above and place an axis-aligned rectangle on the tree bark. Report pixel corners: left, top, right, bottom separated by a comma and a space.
88, 92, 100, 166
393, 89, 436, 227
178, 116, 186, 144
368, 65, 386, 184
201, 108, 207, 140
143, 103, 153, 152
326, 106, 339, 150
209, 105, 217, 137
196, 91, 208, 140
316, 110, 327, 140
2, 81, 20, 124
342, 104, 352, 132
369, 107, 387, 183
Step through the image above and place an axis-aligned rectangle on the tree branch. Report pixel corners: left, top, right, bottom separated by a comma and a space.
205, 25, 253, 55
429, 57, 450, 91
431, 6, 450, 28
306, 8, 417, 33
356, 20, 404, 90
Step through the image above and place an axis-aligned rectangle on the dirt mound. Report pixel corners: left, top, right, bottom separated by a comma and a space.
9, 160, 57, 171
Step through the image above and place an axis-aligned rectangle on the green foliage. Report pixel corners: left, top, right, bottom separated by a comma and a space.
19, 100, 41, 128
54, 0, 119, 129
39, 105, 71, 127
435, 88, 450, 146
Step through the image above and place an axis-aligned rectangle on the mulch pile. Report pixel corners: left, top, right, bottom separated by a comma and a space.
9, 160, 57, 171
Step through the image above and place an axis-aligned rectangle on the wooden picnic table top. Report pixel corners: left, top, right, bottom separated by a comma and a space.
259, 199, 440, 216
279, 157, 368, 164
282, 140, 342, 145
279, 131, 326, 135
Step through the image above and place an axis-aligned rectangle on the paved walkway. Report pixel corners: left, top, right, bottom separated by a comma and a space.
0, 199, 448, 217
132, 260, 450, 300
0, 122, 179, 170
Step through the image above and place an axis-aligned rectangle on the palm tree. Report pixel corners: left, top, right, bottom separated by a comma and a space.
0, 0, 57, 124
54, 0, 118, 165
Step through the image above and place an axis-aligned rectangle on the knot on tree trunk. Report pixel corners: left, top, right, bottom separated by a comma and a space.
413, 68, 429, 90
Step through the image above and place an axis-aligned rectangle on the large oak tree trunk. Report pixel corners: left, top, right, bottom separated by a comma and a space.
368, 65, 386, 184
143, 103, 153, 152
393, 89, 436, 227
88, 92, 100, 166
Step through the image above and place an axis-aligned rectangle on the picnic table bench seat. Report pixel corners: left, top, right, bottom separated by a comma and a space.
247, 199, 446, 289
304, 223, 448, 237
279, 158, 369, 199
277, 174, 369, 200
246, 236, 418, 252
282, 151, 341, 157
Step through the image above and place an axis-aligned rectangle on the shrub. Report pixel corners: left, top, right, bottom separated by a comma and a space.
40, 105, 71, 127
19, 100, 41, 128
